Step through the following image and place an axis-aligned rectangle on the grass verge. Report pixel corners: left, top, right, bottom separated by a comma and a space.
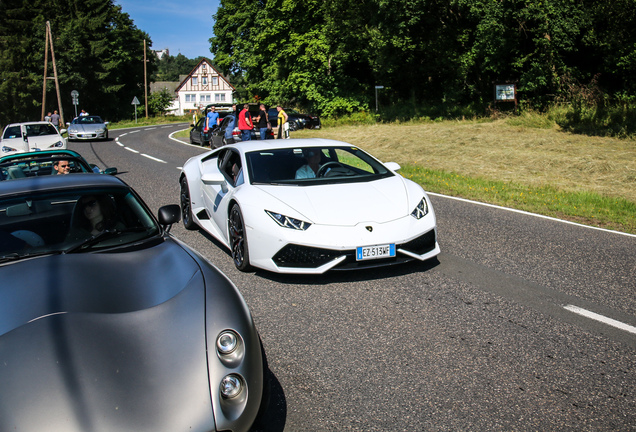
401, 166, 636, 234
294, 118, 636, 234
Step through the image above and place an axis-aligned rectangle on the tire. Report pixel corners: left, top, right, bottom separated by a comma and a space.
289, 121, 299, 132
228, 204, 252, 272
180, 177, 197, 230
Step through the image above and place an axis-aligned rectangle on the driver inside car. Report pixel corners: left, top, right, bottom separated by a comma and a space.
295, 148, 323, 179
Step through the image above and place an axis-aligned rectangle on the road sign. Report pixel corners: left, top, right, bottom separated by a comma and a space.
132, 96, 140, 105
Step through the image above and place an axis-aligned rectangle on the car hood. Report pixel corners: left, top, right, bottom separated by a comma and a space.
3, 135, 64, 151
255, 175, 414, 225
0, 240, 217, 431
70, 124, 105, 132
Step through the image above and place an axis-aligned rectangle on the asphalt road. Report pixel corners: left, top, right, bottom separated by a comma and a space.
70, 124, 635, 431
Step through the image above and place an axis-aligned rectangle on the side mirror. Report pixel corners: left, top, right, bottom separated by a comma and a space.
104, 121, 109, 126
60, 129, 67, 135
103, 167, 118, 175
384, 162, 401, 172
158, 204, 181, 232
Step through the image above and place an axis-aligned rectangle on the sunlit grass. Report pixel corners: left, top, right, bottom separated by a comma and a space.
295, 120, 636, 234
399, 165, 636, 233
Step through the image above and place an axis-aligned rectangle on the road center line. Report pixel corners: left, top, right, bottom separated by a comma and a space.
142, 153, 166, 163
124, 147, 139, 154
563, 305, 636, 334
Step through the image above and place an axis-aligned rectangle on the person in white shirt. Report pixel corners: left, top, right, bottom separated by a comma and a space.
295, 148, 322, 179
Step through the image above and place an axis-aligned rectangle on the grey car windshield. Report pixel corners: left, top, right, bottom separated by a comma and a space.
71, 116, 105, 124
0, 188, 160, 259
246, 146, 394, 185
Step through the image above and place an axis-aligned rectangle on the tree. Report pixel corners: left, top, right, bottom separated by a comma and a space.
148, 87, 176, 115
0, 0, 151, 125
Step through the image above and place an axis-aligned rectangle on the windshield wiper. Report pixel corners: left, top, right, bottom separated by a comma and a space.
0, 251, 62, 264
64, 227, 148, 254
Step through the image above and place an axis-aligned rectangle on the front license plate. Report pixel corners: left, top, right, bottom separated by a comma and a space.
356, 244, 396, 261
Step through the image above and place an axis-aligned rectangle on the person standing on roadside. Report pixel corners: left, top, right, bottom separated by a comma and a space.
254, 104, 269, 140
276, 105, 289, 139
206, 106, 220, 130
50, 110, 61, 130
44, 112, 52, 123
237, 104, 253, 141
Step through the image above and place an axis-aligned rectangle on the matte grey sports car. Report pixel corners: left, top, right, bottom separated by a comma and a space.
0, 174, 267, 431
66, 115, 109, 140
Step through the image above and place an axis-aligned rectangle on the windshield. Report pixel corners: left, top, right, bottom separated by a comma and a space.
71, 116, 105, 125
246, 146, 394, 185
0, 187, 160, 260
25, 124, 59, 138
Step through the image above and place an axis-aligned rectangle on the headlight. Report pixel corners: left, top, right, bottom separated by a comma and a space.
411, 197, 429, 219
52, 141, 64, 148
2, 146, 16, 153
266, 210, 311, 230
220, 374, 244, 398
216, 330, 239, 355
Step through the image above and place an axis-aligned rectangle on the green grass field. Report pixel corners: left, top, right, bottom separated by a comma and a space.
293, 117, 636, 234
112, 115, 636, 234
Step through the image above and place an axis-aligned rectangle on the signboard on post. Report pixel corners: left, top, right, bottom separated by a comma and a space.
494, 83, 517, 112
374, 85, 384, 112
132, 96, 140, 123
71, 90, 79, 118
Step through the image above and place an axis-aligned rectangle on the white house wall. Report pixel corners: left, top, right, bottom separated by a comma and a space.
176, 60, 234, 115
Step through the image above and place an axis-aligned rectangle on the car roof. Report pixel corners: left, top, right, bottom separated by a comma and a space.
0, 149, 86, 164
0, 173, 126, 197
222, 138, 356, 154
4, 121, 52, 128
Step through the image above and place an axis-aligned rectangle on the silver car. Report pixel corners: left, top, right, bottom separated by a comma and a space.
1, 121, 67, 156
0, 174, 269, 431
66, 115, 109, 140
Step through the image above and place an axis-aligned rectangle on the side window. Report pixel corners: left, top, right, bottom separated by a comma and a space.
218, 149, 242, 185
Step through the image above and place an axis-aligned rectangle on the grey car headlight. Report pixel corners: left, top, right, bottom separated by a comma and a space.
266, 210, 311, 230
216, 330, 239, 355
411, 197, 429, 220
220, 374, 244, 398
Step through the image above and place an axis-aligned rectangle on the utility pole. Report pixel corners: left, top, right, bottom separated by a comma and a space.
144, 39, 149, 118
41, 21, 64, 125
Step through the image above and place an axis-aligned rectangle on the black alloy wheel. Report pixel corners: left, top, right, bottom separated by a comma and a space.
180, 177, 197, 230
228, 204, 252, 271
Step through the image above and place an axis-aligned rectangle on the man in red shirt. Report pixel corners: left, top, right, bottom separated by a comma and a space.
237, 104, 253, 141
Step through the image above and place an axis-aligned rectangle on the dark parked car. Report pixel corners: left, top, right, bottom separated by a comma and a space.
267, 107, 321, 131
189, 116, 211, 146
210, 114, 274, 148
0, 174, 268, 431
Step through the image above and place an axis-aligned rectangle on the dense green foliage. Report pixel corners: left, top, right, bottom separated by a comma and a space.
210, 0, 636, 118
0, 0, 152, 125
152, 54, 209, 82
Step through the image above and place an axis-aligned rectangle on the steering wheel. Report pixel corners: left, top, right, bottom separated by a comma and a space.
316, 161, 343, 178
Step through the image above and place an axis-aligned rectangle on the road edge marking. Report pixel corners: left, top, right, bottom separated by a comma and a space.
563, 305, 636, 334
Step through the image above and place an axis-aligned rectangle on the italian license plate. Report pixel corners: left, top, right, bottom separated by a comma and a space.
356, 244, 396, 261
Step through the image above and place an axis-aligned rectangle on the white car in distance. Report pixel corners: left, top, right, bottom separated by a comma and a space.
1, 121, 67, 156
